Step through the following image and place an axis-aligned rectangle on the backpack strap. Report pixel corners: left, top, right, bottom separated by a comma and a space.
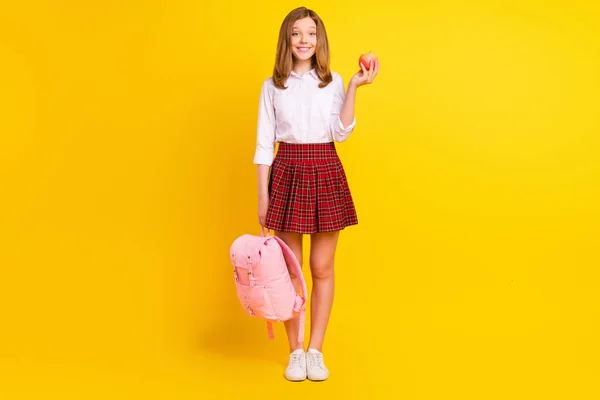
266, 321, 274, 340
271, 235, 308, 344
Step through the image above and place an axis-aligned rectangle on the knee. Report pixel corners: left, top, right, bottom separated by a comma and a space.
310, 257, 334, 280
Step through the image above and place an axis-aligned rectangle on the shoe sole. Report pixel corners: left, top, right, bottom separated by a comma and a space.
285, 375, 307, 382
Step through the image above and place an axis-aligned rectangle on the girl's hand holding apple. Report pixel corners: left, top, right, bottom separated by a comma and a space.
350, 51, 379, 88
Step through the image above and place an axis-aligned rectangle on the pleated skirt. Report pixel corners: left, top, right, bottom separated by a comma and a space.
264, 142, 358, 234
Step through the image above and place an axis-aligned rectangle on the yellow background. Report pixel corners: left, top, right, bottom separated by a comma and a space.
1, 0, 599, 398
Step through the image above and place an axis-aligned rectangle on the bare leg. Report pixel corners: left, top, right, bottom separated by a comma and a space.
307, 231, 339, 352
274, 230, 304, 353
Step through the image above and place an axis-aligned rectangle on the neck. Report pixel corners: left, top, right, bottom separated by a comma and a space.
292, 59, 313, 75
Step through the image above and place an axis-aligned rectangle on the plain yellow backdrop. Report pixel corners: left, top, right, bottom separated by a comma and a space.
1, 0, 599, 398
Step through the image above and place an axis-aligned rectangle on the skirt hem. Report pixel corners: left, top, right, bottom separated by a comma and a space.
264, 221, 358, 235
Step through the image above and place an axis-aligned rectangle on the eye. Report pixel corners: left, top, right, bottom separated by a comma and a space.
292, 32, 299, 36
310, 32, 316, 35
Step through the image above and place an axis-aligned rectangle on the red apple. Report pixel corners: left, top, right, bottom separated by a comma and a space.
359, 51, 378, 70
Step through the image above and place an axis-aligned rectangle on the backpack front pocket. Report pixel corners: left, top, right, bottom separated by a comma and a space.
235, 279, 268, 317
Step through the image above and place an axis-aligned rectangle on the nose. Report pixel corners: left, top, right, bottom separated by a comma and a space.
299, 35, 308, 44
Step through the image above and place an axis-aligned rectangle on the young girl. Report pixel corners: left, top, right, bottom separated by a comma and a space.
254, 7, 379, 382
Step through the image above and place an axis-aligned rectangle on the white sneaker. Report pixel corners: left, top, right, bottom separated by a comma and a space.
285, 349, 307, 381
306, 348, 329, 381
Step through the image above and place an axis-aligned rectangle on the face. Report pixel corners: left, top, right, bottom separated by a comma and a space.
290, 17, 317, 62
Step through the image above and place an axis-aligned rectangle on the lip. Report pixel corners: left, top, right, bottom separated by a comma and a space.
296, 47, 313, 52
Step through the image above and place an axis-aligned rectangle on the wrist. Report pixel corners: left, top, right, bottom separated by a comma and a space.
347, 82, 358, 94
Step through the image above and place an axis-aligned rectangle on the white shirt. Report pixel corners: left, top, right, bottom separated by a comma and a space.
253, 68, 357, 166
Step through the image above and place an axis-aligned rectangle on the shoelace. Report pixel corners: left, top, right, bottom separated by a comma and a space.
288, 353, 305, 369
306, 352, 324, 370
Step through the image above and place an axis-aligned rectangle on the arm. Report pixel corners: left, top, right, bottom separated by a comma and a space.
254, 80, 276, 226
254, 80, 276, 167
331, 61, 380, 141
330, 74, 357, 142
254, 79, 276, 196
339, 83, 357, 129
257, 164, 270, 200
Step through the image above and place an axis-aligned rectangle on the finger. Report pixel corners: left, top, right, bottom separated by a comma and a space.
368, 61, 377, 82
360, 62, 368, 77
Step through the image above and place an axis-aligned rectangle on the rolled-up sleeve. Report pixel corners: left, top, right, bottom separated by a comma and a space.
253, 79, 276, 166
329, 74, 356, 142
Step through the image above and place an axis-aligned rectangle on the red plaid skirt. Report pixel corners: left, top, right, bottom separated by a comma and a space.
265, 142, 358, 234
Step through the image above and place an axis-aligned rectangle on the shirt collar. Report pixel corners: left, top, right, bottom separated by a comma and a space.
290, 68, 318, 79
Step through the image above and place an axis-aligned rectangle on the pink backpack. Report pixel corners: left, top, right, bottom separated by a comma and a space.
229, 228, 307, 342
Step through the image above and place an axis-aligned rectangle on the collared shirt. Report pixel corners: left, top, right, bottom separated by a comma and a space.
253, 68, 357, 166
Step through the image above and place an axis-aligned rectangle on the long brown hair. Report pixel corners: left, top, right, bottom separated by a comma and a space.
272, 7, 332, 89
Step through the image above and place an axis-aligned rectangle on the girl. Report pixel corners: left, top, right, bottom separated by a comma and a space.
253, 7, 379, 382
